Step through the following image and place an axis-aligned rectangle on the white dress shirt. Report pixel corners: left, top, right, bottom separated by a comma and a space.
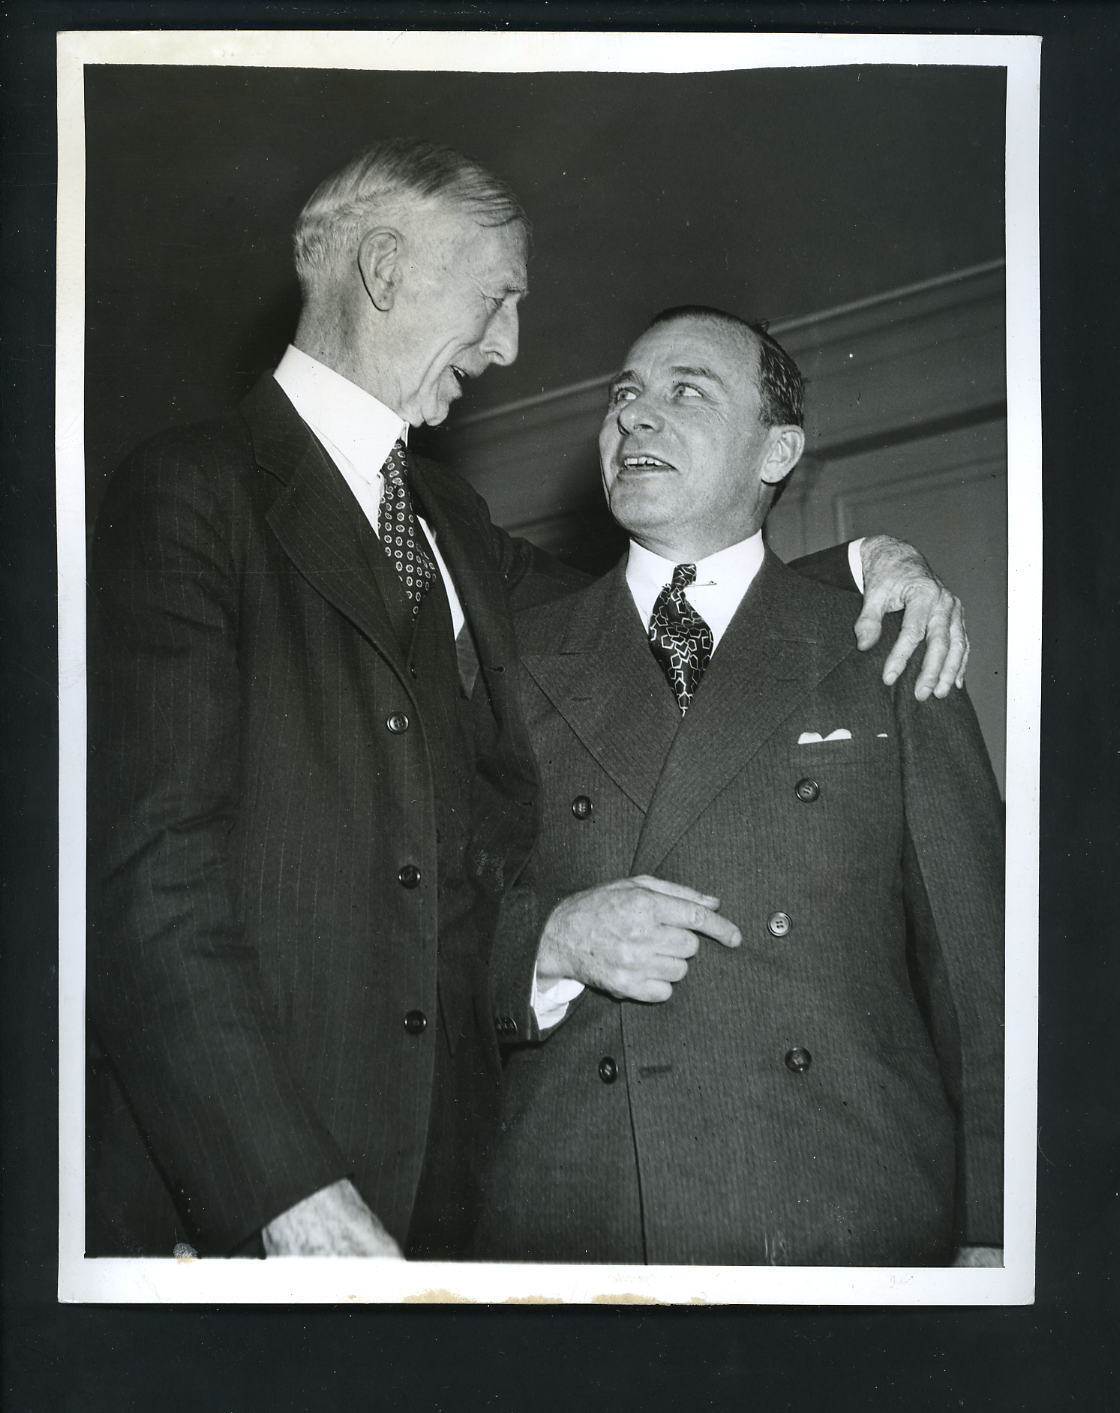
272, 345, 466, 637
627, 533, 864, 646
625, 533, 766, 649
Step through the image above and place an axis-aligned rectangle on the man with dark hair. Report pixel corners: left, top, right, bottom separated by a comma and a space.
646, 305, 806, 427
88, 143, 970, 1261
475, 308, 1003, 1267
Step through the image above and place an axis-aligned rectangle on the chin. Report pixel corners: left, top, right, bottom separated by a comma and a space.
611, 479, 666, 513
414, 395, 451, 428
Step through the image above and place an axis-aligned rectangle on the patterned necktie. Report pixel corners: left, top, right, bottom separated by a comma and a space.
647, 563, 714, 715
379, 439, 438, 615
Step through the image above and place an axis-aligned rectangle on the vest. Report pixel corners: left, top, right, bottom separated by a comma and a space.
364, 525, 498, 1057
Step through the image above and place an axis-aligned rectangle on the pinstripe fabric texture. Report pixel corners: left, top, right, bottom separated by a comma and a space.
475, 554, 1004, 1266
85, 376, 579, 1255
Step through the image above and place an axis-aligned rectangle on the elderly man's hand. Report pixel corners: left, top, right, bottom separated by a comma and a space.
261, 1179, 404, 1257
536, 876, 741, 1004
854, 535, 969, 700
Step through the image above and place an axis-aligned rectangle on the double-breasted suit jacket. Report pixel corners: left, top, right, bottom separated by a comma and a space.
475, 552, 1004, 1266
86, 376, 574, 1255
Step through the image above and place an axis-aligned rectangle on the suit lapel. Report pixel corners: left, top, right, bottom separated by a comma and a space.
407, 452, 523, 712
408, 455, 505, 657
631, 552, 858, 874
520, 565, 683, 813
244, 377, 406, 666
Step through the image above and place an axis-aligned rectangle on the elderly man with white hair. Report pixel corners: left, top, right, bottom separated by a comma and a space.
86, 139, 967, 1260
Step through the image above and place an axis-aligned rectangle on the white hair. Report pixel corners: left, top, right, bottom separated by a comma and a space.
293, 137, 528, 295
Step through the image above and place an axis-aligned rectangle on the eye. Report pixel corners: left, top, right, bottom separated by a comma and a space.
608, 384, 638, 406
673, 382, 703, 399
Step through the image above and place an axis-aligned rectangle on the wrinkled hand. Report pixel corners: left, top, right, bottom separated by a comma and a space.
261, 1178, 404, 1257
855, 535, 969, 700
536, 876, 741, 1004
951, 1245, 1003, 1268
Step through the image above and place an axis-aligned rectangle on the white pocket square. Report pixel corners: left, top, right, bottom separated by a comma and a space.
797, 728, 852, 744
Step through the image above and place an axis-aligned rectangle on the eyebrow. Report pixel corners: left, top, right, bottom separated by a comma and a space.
670, 364, 728, 388
608, 364, 728, 388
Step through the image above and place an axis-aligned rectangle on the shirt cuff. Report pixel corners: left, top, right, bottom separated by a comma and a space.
847, 537, 866, 594
530, 969, 585, 1032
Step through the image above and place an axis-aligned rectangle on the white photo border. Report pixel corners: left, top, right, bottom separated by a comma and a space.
56, 27, 1041, 1306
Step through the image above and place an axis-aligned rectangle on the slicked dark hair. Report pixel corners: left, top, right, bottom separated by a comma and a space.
644, 304, 804, 428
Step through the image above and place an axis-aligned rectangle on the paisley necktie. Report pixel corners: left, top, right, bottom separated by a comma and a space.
647, 562, 713, 714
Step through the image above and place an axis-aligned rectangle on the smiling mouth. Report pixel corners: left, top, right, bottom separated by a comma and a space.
619, 453, 674, 472
449, 365, 469, 388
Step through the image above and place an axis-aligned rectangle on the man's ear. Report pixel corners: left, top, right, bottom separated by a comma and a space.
357, 228, 402, 312
759, 425, 806, 485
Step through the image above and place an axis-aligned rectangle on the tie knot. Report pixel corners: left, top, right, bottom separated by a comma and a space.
382, 439, 409, 489
670, 563, 698, 592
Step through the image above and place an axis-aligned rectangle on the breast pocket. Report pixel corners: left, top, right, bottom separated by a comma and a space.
789, 737, 892, 769
785, 734, 902, 857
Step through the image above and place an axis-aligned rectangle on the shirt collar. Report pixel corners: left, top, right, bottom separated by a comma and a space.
273, 344, 408, 483
626, 532, 765, 598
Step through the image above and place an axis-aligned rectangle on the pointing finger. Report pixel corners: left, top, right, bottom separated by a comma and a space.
633, 876, 720, 909
695, 911, 742, 948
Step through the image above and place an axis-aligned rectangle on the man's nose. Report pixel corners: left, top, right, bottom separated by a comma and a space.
617, 392, 660, 434
482, 302, 519, 367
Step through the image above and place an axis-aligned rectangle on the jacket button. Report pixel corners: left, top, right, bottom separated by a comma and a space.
784, 1046, 812, 1073
767, 911, 792, 937
571, 795, 594, 820
403, 1010, 427, 1035
494, 1014, 518, 1037
794, 777, 820, 803
598, 1056, 618, 1084
386, 712, 410, 733
398, 864, 421, 889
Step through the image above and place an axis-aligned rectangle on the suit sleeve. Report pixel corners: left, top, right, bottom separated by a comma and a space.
486, 880, 552, 1042
88, 439, 348, 1251
459, 500, 588, 1039
788, 541, 860, 592
481, 515, 591, 609
894, 660, 1005, 1247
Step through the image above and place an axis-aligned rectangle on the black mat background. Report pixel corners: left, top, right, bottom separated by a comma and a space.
3, 3, 1115, 1408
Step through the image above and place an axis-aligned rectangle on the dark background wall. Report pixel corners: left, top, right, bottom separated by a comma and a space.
84, 63, 1005, 517
83, 60, 1009, 778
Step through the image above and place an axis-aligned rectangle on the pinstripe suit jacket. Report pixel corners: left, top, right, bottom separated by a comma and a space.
86, 375, 574, 1254
475, 552, 1004, 1266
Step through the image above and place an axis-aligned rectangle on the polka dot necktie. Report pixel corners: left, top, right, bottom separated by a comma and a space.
379, 439, 438, 615
647, 563, 713, 715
